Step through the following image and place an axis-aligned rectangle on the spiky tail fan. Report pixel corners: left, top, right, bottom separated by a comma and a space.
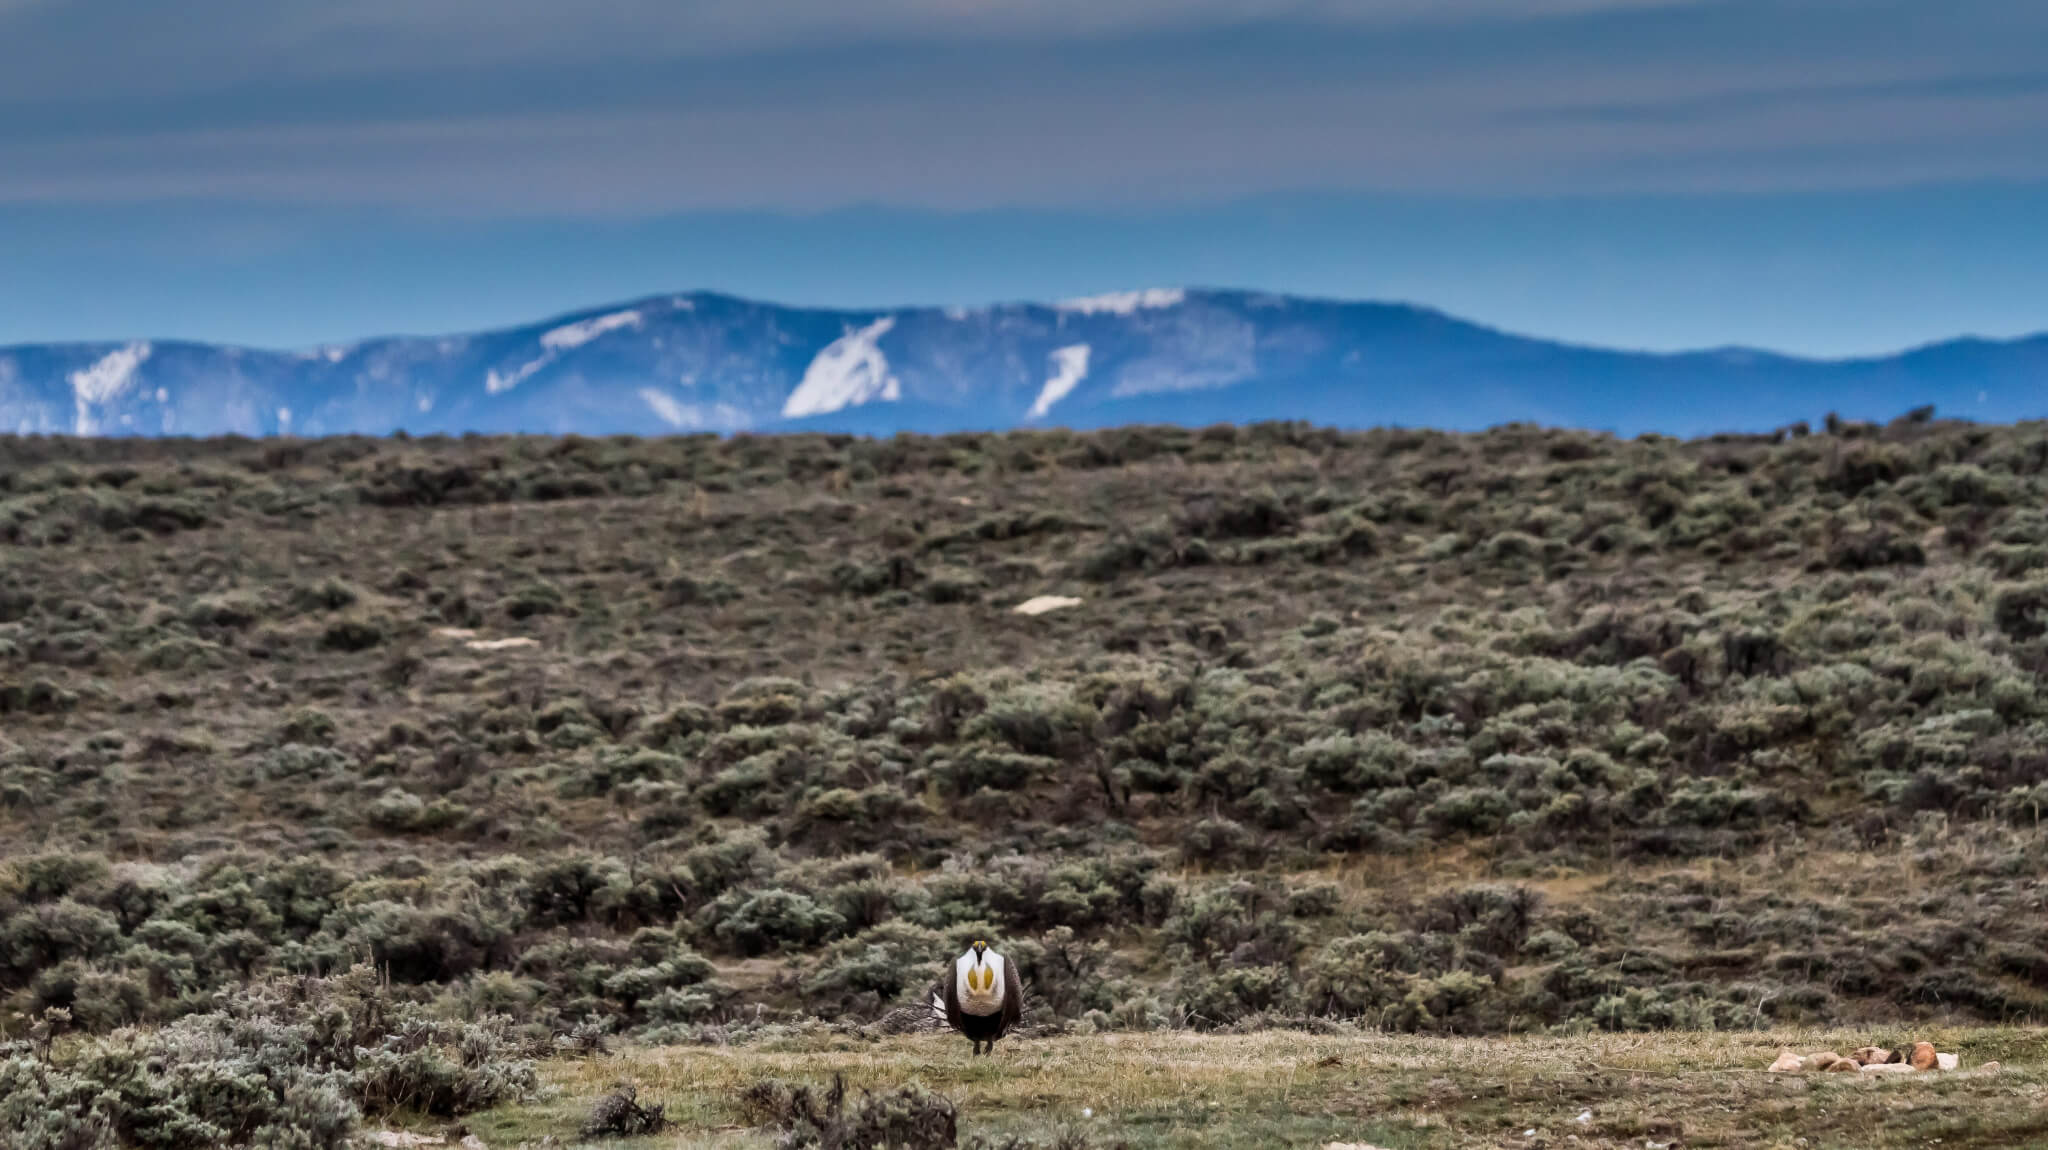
923, 979, 1039, 1034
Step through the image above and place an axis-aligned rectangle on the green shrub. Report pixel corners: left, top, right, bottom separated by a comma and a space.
1179, 963, 1299, 1026
294, 578, 361, 613
2, 900, 122, 980
365, 789, 466, 834
0, 965, 532, 1148
321, 619, 384, 651
502, 582, 568, 620
262, 743, 351, 780
1993, 581, 2048, 641
706, 889, 847, 956
802, 921, 950, 1012
4, 852, 111, 903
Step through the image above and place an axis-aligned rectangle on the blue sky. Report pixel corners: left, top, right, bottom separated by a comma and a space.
2, 0, 2044, 355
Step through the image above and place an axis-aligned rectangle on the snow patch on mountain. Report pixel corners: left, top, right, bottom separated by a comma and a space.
71, 343, 151, 406
70, 342, 152, 435
1112, 318, 1257, 396
1029, 344, 1092, 419
542, 309, 643, 352
639, 388, 690, 427
486, 309, 645, 394
782, 317, 902, 418
1058, 289, 1186, 316
486, 360, 545, 395
640, 388, 749, 431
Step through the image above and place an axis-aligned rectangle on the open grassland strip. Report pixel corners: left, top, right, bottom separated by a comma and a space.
464, 1030, 2048, 1150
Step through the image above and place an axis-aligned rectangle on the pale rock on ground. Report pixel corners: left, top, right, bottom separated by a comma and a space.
1765, 1043, 1963, 1073
432, 626, 538, 651
467, 637, 540, 651
1013, 595, 1083, 616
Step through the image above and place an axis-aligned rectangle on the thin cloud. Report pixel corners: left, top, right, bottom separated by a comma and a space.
0, 0, 2040, 212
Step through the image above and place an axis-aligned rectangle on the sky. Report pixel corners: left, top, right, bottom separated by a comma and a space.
2, 0, 2045, 355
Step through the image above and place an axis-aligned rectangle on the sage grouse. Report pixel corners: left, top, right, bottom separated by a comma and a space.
932, 940, 1022, 1055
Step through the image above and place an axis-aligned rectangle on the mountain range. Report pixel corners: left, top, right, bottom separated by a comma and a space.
1, 289, 2042, 439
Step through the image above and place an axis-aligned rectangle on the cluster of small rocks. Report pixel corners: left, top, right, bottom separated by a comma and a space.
1767, 1042, 1990, 1075
363, 1133, 489, 1149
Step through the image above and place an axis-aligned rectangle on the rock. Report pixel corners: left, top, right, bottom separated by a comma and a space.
1859, 1062, 1917, 1075
1322, 1144, 1393, 1150
1850, 1047, 1894, 1066
1910, 1042, 1938, 1070
1768, 1051, 1805, 1073
1013, 595, 1083, 616
1805, 1053, 1843, 1071
467, 637, 539, 651
1936, 1053, 1958, 1071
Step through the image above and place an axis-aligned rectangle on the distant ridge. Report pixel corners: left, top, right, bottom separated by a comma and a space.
1, 289, 2042, 439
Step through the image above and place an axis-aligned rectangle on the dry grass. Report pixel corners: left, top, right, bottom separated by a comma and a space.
458, 1029, 2048, 1150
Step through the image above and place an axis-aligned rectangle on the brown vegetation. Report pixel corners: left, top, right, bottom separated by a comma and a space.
3, 415, 2048, 1141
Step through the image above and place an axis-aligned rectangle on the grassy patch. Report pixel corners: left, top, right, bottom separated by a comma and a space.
460, 1030, 2048, 1150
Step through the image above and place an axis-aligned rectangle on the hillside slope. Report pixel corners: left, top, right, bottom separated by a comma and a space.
5, 416, 2048, 1062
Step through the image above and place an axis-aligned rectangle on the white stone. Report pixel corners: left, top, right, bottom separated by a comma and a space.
1013, 595, 1083, 616
467, 637, 540, 651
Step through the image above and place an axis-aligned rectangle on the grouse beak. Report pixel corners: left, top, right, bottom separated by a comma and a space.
972, 940, 987, 958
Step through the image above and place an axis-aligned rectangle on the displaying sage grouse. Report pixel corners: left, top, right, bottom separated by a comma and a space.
932, 940, 1022, 1055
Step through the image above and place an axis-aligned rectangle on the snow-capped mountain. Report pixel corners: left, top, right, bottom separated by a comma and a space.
1, 289, 2042, 439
